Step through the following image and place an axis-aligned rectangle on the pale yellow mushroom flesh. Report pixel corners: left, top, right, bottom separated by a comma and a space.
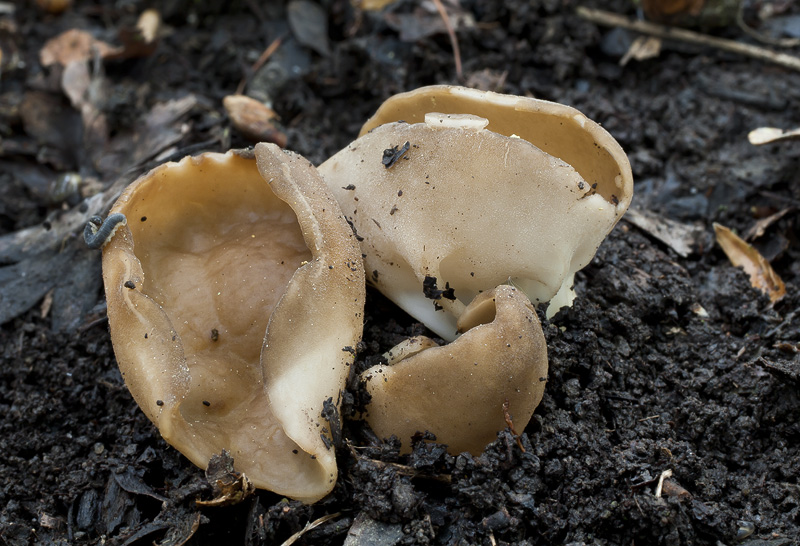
363, 285, 547, 455
101, 144, 364, 503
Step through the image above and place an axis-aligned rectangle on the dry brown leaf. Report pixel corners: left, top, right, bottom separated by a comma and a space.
39, 29, 122, 67
714, 223, 786, 303
223, 94, 286, 147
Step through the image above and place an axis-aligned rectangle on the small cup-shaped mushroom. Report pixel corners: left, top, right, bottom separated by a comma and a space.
101, 143, 364, 503
319, 85, 633, 340
363, 285, 547, 455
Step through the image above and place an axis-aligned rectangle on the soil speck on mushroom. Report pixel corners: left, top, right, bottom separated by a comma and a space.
381, 141, 411, 168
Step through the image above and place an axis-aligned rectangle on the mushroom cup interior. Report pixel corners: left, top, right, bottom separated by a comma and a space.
117, 152, 309, 427
102, 147, 365, 503
360, 85, 632, 207
363, 285, 548, 455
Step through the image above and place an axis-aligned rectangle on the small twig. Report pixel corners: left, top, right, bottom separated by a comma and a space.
242, 0, 267, 24
236, 36, 283, 95
431, 0, 463, 81
736, 1, 800, 48
576, 6, 800, 72
654, 468, 673, 498
502, 398, 526, 453
346, 441, 452, 483
77, 315, 109, 333
280, 513, 341, 546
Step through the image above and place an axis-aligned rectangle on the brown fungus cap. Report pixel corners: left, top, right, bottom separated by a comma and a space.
101, 144, 364, 503
319, 85, 633, 340
363, 285, 547, 455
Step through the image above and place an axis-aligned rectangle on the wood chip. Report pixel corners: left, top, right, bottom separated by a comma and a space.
748, 126, 800, 145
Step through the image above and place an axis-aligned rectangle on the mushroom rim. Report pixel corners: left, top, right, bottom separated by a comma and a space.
358, 84, 633, 208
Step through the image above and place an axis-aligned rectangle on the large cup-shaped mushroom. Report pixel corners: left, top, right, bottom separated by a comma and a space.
319, 85, 633, 340
364, 285, 547, 454
101, 144, 364, 503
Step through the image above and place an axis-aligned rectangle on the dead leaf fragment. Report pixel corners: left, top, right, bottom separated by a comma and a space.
743, 207, 794, 241
384, 4, 475, 42
112, 9, 161, 60
223, 94, 286, 147
660, 478, 692, 499
714, 223, 786, 303
620, 36, 662, 66
624, 206, 704, 258
281, 513, 341, 546
641, 0, 738, 27
39, 29, 122, 67
40, 289, 54, 319
643, 0, 705, 20
196, 450, 255, 508
748, 126, 800, 145
136, 9, 160, 43
35, 0, 73, 14
465, 68, 508, 92
287, 0, 331, 56
357, 0, 399, 10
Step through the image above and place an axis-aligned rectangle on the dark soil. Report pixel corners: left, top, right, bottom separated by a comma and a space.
1, 1, 799, 545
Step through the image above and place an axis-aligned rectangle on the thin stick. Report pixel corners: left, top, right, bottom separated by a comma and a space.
236, 36, 283, 95
431, 0, 463, 80
280, 513, 341, 546
346, 441, 452, 484
576, 6, 800, 72
735, 1, 800, 48
502, 398, 526, 452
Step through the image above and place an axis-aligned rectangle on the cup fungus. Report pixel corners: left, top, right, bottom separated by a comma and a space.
319, 85, 633, 340
99, 143, 364, 503
317, 85, 632, 454
363, 285, 547, 455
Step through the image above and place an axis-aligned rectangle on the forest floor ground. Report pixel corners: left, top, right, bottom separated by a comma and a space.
1, 1, 799, 545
